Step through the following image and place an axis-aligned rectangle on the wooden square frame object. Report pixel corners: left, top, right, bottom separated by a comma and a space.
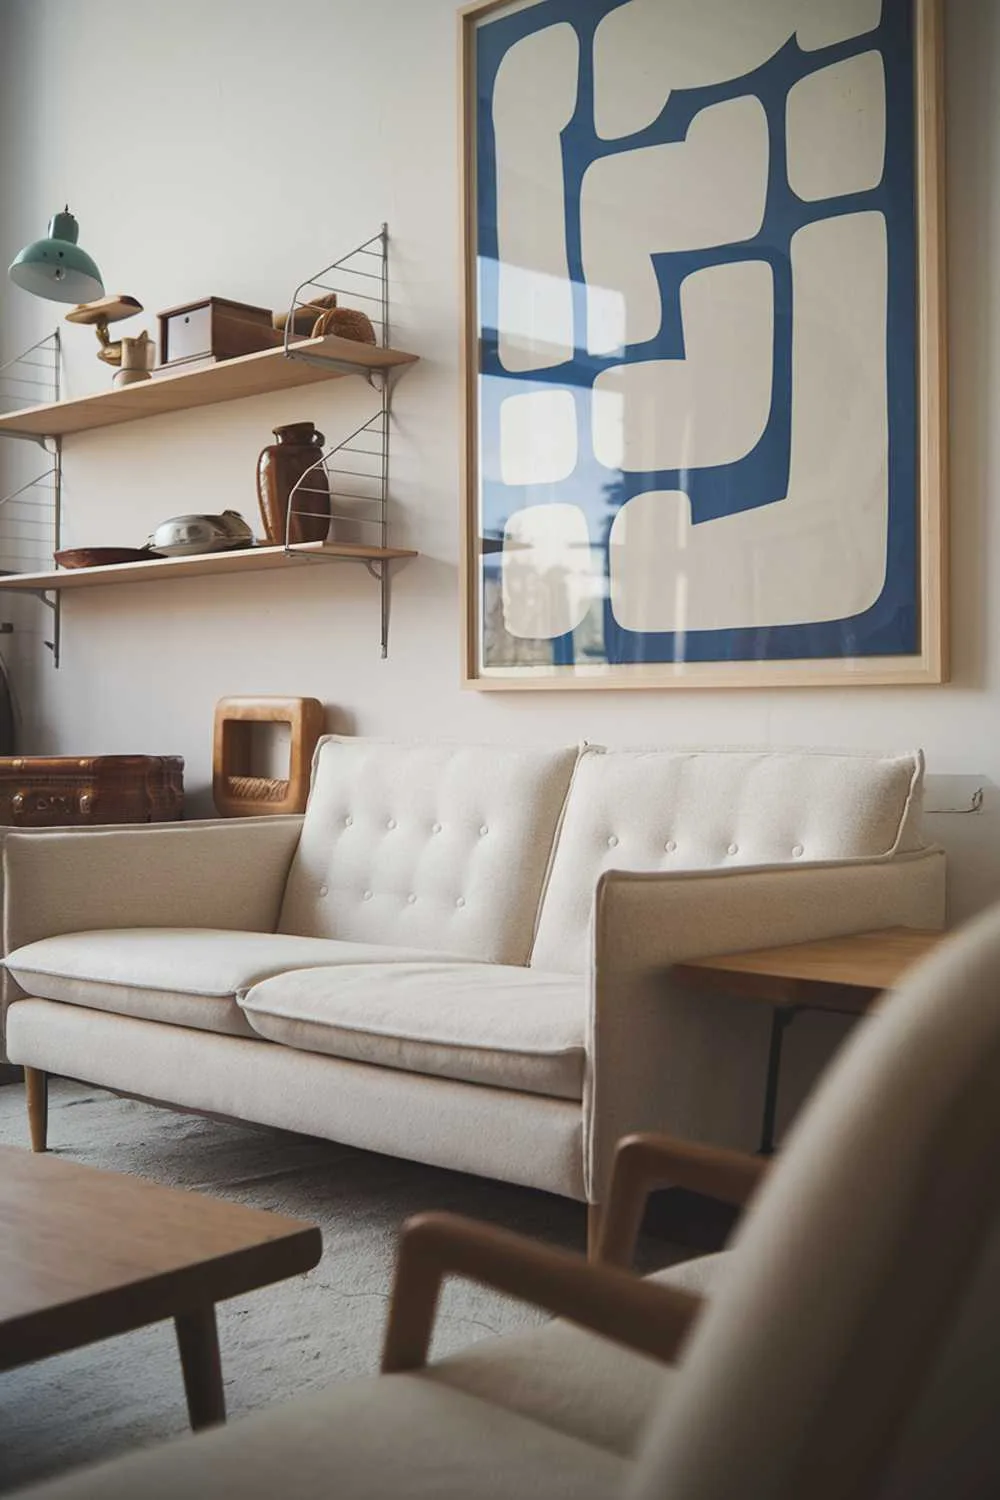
212, 697, 324, 818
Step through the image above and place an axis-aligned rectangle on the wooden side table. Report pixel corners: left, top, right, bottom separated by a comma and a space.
673, 928, 945, 1155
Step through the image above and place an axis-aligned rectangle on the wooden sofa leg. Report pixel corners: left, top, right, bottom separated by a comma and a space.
587, 1202, 604, 1261
25, 1068, 48, 1152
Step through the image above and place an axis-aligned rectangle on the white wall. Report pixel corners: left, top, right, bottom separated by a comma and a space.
0, 0, 996, 923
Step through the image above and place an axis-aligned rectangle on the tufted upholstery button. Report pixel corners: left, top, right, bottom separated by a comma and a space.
344, 815, 353, 827
792, 844, 804, 858
456, 896, 466, 908
363, 890, 373, 901
319, 885, 329, 898
386, 818, 396, 830
607, 835, 619, 848
479, 825, 489, 837
432, 822, 442, 834
407, 893, 416, 904
727, 843, 739, 856
664, 840, 677, 853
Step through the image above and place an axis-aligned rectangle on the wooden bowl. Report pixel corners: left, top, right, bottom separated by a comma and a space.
54, 547, 161, 569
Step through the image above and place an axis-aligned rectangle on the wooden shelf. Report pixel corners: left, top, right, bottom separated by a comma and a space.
0, 335, 419, 439
0, 541, 417, 593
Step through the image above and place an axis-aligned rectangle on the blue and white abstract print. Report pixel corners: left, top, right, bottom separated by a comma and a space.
473, 0, 918, 676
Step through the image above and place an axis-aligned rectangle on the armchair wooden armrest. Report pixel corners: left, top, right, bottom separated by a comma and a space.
381, 1211, 702, 1375
597, 1133, 770, 1269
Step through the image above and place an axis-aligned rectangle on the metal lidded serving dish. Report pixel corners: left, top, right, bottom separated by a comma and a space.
54, 512, 256, 568
146, 511, 255, 557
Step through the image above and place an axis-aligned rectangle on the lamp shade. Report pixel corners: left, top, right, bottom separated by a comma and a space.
8, 209, 104, 304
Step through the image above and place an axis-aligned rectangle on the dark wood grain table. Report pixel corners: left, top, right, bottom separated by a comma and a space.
0, 1146, 322, 1428
673, 927, 946, 1155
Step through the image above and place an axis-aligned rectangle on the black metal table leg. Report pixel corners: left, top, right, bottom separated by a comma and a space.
758, 1007, 799, 1156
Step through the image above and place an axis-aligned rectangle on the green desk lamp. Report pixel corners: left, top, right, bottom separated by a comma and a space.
8, 207, 104, 303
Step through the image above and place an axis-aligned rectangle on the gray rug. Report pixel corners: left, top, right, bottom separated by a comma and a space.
0, 1078, 680, 1493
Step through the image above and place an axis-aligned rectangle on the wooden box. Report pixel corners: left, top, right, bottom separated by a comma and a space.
157, 298, 280, 369
0, 755, 184, 827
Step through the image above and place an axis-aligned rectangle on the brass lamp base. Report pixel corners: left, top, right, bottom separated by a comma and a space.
65, 294, 145, 366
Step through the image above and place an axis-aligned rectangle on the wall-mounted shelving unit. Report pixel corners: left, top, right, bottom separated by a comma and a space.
0, 226, 417, 663
0, 334, 417, 440
0, 332, 62, 660
0, 539, 417, 593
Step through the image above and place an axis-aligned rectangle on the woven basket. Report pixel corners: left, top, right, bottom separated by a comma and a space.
272, 293, 338, 336
312, 306, 376, 344
225, 775, 290, 804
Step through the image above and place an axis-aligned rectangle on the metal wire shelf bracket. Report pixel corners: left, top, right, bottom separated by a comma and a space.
0, 332, 61, 663
280, 227, 406, 658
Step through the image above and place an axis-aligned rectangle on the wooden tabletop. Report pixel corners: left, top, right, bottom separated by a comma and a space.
0, 1147, 322, 1371
673, 927, 946, 1014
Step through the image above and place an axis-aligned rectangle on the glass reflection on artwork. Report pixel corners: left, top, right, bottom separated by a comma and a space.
470, 0, 927, 683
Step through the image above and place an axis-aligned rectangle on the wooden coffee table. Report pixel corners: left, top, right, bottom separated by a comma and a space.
674, 927, 946, 1155
0, 1146, 322, 1429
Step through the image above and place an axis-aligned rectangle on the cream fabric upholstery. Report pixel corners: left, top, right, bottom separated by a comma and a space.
18, 909, 1000, 1500
240, 962, 584, 1099
0, 738, 947, 1204
0, 822, 136, 1060
586, 849, 946, 1200
278, 736, 578, 965
532, 746, 926, 972
425, 1325, 669, 1462
3, 817, 303, 955
425, 1256, 729, 1458
16, 1375, 628, 1500
5, 1002, 585, 1198
5, 931, 472, 1040
11, 1248, 728, 1500
629, 904, 1000, 1500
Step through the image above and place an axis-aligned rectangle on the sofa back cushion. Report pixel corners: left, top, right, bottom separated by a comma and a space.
530, 747, 925, 973
278, 737, 579, 965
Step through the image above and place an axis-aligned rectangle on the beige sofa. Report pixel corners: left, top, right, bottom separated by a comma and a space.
2, 738, 945, 1209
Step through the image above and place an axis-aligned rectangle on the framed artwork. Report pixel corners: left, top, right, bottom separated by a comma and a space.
460, 0, 946, 690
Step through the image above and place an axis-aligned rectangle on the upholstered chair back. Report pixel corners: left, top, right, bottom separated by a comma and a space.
278, 737, 578, 965
630, 903, 1000, 1500
530, 746, 926, 972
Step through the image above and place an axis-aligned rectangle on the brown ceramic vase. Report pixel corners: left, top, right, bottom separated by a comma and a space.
256, 421, 331, 545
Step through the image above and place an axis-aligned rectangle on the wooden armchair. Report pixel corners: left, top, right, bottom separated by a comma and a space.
19, 904, 1000, 1500
382, 1132, 768, 1374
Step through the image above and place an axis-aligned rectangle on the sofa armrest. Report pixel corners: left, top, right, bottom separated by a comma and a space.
3, 816, 304, 955
585, 848, 946, 1201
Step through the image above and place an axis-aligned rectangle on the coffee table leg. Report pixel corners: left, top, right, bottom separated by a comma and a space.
175, 1305, 226, 1429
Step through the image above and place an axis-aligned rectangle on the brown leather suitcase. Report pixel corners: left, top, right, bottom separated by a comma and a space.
0, 755, 184, 827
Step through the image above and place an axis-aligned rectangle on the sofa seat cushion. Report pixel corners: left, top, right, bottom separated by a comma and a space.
5, 929, 473, 1039
240, 962, 585, 1099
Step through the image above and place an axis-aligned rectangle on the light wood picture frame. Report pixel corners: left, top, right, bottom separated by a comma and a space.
460, 0, 947, 691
